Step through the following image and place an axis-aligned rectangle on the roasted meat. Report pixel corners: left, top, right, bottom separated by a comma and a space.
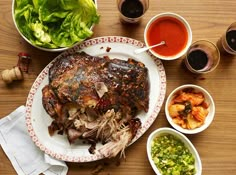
42, 51, 149, 158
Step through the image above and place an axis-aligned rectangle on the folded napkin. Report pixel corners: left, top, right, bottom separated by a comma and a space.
0, 106, 68, 175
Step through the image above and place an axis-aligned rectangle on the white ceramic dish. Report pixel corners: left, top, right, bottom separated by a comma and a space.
144, 12, 192, 60
147, 127, 202, 175
165, 84, 215, 134
25, 36, 166, 162
12, 0, 98, 52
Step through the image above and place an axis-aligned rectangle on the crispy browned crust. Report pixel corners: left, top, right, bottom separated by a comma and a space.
47, 52, 149, 114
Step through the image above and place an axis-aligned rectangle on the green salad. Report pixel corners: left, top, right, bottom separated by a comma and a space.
14, 0, 100, 49
151, 134, 196, 175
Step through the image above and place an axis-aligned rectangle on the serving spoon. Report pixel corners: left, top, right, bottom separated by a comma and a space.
134, 41, 165, 54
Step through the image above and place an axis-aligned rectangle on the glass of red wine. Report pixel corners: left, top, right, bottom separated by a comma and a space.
217, 22, 236, 55
184, 40, 220, 74
117, 0, 149, 23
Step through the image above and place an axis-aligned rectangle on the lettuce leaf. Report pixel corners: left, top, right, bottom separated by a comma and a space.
14, 0, 99, 49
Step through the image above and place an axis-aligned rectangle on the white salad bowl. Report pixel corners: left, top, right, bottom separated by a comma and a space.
12, 0, 98, 52
147, 127, 202, 175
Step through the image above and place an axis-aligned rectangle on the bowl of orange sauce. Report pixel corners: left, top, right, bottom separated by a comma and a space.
144, 12, 192, 60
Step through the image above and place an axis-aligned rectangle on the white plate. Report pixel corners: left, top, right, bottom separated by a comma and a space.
25, 36, 166, 162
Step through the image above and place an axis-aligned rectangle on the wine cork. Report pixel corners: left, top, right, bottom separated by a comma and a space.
1, 69, 12, 84
13, 66, 23, 80
1, 67, 23, 84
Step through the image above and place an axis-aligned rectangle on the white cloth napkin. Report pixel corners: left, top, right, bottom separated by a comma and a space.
0, 106, 68, 175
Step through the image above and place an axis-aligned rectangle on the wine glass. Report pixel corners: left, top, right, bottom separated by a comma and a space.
116, 0, 149, 23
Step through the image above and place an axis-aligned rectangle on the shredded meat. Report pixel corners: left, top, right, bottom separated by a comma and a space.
42, 52, 149, 158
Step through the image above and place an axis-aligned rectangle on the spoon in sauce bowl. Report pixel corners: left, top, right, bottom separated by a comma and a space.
134, 41, 165, 54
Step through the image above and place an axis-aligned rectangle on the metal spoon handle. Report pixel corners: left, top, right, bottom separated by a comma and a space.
134, 41, 165, 54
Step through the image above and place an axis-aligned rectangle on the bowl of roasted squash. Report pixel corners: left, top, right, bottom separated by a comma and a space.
165, 84, 215, 134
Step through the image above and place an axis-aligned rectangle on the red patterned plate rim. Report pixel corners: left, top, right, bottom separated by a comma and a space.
25, 36, 166, 162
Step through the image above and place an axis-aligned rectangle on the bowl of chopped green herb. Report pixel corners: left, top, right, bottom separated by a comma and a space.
147, 127, 202, 175
12, 0, 99, 52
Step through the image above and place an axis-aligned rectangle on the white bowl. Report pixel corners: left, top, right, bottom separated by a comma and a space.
147, 127, 202, 175
12, 0, 98, 52
165, 84, 215, 134
144, 12, 192, 60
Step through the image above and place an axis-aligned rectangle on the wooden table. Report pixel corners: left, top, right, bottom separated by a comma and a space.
1, 0, 236, 174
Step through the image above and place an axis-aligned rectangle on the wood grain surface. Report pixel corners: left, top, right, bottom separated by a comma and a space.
1, 0, 236, 175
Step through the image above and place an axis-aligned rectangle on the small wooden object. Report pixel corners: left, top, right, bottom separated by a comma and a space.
1, 66, 23, 84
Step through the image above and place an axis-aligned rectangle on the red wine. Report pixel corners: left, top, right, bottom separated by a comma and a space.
121, 0, 144, 18
226, 30, 236, 51
187, 49, 209, 70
